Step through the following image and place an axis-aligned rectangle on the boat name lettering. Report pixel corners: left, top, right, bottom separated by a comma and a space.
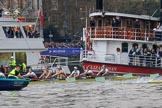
108, 67, 117, 72
90, 65, 117, 71
14, 82, 24, 86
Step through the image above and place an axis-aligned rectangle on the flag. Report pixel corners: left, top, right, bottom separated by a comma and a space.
39, 8, 44, 28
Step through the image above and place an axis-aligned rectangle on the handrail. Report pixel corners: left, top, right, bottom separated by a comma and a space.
128, 55, 162, 67
87, 27, 161, 42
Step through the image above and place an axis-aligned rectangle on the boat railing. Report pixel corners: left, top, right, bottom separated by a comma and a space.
128, 55, 162, 67
82, 50, 162, 68
87, 27, 161, 41
81, 51, 116, 63
30, 55, 69, 71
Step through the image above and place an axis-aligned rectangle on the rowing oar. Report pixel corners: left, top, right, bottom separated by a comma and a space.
149, 73, 160, 79
147, 73, 160, 83
95, 77, 106, 82
65, 77, 76, 82
95, 73, 138, 82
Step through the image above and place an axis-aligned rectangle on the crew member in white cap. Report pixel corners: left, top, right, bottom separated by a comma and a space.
67, 66, 80, 78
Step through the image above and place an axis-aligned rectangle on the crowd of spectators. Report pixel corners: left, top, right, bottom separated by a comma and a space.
128, 44, 162, 67
43, 41, 84, 48
3, 26, 39, 38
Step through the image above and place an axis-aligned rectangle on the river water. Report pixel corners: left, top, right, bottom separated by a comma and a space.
0, 80, 162, 108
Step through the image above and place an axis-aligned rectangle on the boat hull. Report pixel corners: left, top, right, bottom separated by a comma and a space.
0, 78, 30, 91
82, 61, 162, 75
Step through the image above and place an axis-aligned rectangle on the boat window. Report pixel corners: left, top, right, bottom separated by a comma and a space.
122, 43, 128, 52
0, 53, 12, 66
23, 25, 39, 38
2, 26, 23, 38
0, 52, 26, 67
15, 52, 26, 65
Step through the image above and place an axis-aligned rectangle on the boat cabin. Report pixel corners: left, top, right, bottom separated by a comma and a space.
0, 17, 46, 68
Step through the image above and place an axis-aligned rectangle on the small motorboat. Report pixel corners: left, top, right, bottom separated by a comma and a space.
0, 78, 30, 91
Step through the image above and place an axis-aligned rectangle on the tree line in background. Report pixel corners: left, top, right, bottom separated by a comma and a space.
43, 0, 160, 42
104, 0, 159, 16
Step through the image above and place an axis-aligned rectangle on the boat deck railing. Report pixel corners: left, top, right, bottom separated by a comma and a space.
86, 27, 162, 42
82, 52, 162, 68
30, 55, 69, 70
129, 55, 162, 67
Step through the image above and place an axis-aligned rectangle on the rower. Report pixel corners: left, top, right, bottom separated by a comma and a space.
67, 66, 80, 78
96, 65, 109, 76
80, 65, 94, 77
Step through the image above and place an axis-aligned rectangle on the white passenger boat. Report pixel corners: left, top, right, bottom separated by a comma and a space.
0, 16, 46, 69
81, 0, 162, 75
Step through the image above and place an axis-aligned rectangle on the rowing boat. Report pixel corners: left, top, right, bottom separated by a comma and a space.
0, 78, 30, 91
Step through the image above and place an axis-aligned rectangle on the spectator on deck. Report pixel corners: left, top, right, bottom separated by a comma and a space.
134, 19, 140, 29
67, 66, 80, 78
156, 47, 162, 67
128, 46, 136, 65
90, 17, 95, 27
143, 47, 151, 67
96, 65, 109, 76
139, 47, 144, 66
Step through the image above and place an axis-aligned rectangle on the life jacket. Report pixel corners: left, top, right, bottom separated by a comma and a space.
21, 63, 26, 72
8, 68, 19, 79
9, 59, 16, 66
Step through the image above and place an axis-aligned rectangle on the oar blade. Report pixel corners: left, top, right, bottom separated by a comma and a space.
150, 73, 159, 79
95, 77, 105, 82
66, 77, 76, 82
123, 73, 133, 78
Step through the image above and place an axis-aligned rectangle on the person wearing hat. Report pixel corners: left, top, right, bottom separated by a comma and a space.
9, 56, 16, 71
96, 65, 109, 76
51, 66, 66, 79
67, 66, 80, 78
8, 65, 24, 79
80, 65, 94, 77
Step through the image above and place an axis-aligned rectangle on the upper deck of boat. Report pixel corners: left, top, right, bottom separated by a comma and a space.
0, 16, 45, 50
86, 12, 162, 43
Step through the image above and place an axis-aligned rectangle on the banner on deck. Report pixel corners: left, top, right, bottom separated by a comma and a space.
41, 48, 81, 55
